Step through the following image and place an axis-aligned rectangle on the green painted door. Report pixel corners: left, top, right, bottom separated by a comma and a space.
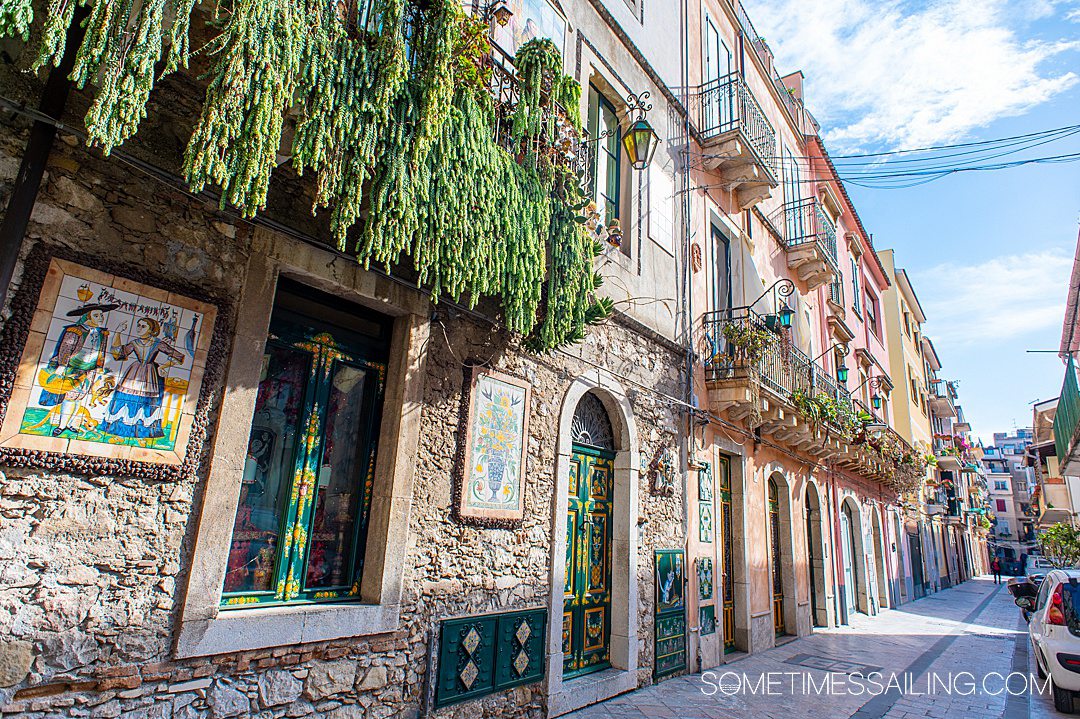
563, 445, 614, 678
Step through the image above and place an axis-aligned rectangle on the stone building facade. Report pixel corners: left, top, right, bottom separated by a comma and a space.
0, 1, 699, 718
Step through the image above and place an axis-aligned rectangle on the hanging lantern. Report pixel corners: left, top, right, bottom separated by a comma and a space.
778, 302, 794, 328
872, 393, 882, 410
621, 91, 660, 171
484, 0, 513, 26
622, 118, 659, 171
837, 364, 849, 383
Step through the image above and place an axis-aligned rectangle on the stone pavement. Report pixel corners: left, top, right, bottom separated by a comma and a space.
568, 577, 1060, 719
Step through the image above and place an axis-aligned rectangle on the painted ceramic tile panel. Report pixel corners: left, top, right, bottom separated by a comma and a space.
459, 370, 531, 521
3, 259, 216, 464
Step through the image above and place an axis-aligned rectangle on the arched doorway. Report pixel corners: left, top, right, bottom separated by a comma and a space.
768, 478, 785, 636
563, 392, 616, 679
804, 484, 827, 628
839, 500, 859, 620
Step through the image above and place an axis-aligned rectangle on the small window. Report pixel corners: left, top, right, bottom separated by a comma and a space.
996, 499, 1006, 512
222, 281, 391, 607
865, 290, 880, 338
851, 259, 861, 316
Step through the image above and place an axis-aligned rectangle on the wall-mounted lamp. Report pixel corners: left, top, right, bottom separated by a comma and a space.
621, 91, 660, 171
480, 0, 513, 26
749, 278, 797, 331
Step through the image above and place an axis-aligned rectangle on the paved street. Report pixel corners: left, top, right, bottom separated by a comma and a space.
569, 578, 1067, 719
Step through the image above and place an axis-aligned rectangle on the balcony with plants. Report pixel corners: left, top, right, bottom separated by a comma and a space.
701, 307, 926, 494
769, 197, 840, 291
689, 72, 779, 211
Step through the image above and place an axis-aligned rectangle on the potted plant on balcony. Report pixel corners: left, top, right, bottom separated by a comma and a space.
721, 322, 775, 363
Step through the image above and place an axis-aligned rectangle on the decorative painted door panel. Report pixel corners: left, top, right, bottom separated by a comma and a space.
563, 446, 614, 678
654, 549, 687, 679
768, 480, 785, 636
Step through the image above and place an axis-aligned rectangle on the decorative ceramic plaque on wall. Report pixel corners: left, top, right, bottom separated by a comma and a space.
454, 366, 532, 525
0, 253, 221, 479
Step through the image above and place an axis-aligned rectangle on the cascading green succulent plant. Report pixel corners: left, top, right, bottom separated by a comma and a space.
2, 0, 609, 350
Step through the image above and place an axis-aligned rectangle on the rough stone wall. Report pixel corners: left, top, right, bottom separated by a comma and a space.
0, 105, 688, 718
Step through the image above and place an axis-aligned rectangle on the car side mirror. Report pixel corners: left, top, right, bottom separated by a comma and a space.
1015, 596, 1034, 611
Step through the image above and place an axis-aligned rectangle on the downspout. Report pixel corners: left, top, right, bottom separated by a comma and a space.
0, 11, 87, 310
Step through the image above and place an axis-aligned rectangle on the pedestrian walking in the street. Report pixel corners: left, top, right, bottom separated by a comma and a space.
991, 557, 1001, 584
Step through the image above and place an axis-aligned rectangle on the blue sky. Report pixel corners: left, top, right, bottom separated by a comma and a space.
744, 0, 1080, 443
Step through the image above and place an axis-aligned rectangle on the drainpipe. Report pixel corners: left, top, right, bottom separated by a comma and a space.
0, 10, 86, 310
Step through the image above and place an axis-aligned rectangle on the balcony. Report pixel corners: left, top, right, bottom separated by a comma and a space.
928, 384, 957, 418
692, 73, 778, 211
702, 308, 918, 483
771, 198, 839, 291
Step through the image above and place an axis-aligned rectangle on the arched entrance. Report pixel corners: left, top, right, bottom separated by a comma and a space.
804, 484, 827, 628
564, 392, 615, 678
768, 478, 785, 636
545, 376, 640, 717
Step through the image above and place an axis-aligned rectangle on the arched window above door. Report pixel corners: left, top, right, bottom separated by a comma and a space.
571, 392, 615, 451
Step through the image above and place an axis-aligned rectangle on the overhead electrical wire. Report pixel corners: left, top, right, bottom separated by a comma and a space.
689, 122, 1080, 189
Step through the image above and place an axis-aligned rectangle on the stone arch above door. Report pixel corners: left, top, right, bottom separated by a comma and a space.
545, 373, 639, 717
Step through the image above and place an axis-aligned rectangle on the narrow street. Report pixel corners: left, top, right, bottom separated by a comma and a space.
569, 578, 1065, 719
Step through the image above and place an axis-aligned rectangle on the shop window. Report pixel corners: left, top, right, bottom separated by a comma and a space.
222, 280, 392, 607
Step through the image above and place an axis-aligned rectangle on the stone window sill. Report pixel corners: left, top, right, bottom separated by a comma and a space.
175, 601, 400, 658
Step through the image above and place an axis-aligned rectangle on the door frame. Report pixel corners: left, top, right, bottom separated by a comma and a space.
546, 377, 639, 717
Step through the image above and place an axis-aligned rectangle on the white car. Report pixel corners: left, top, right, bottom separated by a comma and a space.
1019, 569, 1080, 713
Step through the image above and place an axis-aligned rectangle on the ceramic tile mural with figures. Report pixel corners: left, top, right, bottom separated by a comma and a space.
0, 259, 216, 466
457, 368, 532, 522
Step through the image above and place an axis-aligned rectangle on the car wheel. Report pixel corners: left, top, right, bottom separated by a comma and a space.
1053, 678, 1074, 713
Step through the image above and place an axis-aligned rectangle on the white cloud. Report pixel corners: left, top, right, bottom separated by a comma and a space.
912, 249, 1073, 347
743, 0, 1080, 149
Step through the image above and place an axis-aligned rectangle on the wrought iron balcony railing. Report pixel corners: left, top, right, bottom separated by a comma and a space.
773, 197, 839, 268
702, 307, 849, 424
486, 44, 590, 184
692, 72, 778, 178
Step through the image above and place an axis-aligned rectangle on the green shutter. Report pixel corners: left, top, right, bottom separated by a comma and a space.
435, 608, 547, 708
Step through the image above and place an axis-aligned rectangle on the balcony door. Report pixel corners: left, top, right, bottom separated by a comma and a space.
783, 146, 805, 240
710, 224, 732, 315
702, 13, 731, 132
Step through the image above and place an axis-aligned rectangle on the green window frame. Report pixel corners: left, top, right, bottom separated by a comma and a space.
587, 84, 622, 229
221, 285, 389, 608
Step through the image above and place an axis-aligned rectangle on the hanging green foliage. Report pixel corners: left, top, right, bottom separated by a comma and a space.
33, 0, 78, 69
10, 1, 610, 350
0, 0, 33, 41
183, 0, 305, 214
80, 0, 168, 153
